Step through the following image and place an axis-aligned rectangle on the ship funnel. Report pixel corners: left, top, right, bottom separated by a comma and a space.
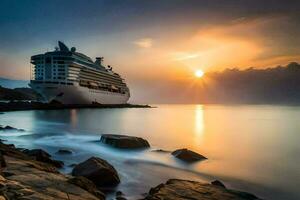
95, 57, 104, 66
58, 41, 69, 52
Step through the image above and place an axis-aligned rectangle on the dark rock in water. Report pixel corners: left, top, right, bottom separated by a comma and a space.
72, 157, 120, 187
151, 149, 171, 153
68, 176, 105, 200
3, 126, 15, 130
116, 196, 127, 200
100, 134, 150, 149
56, 149, 72, 155
23, 149, 64, 168
171, 148, 207, 162
0, 125, 25, 132
142, 179, 261, 200
211, 180, 226, 188
116, 191, 127, 200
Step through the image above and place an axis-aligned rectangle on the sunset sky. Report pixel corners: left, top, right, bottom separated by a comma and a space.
0, 0, 300, 103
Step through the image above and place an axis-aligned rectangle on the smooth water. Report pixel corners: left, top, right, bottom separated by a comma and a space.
0, 104, 299, 199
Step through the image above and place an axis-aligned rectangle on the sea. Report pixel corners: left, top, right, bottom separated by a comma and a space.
0, 104, 299, 200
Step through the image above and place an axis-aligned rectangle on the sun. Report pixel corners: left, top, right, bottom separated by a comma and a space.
195, 69, 204, 78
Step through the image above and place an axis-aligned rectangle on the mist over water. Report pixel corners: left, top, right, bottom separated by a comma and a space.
0, 105, 299, 200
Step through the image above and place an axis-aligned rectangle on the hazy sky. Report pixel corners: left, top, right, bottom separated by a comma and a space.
1, 0, 300, 103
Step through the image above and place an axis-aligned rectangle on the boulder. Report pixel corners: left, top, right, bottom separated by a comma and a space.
23, 149, 64, 168
100, 134, 150, 149
0, 152, 6, 168
211, 180, 226, 188
68, 176, 105, 199
171, 148, 207, 162
142, 179, 261, 200
72, 157, 120, 187
56, 149, 73, 155
0, 125, 24, 132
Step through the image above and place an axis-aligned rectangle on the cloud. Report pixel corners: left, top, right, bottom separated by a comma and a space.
172, 52, 200, 61
134, 38, 153, 48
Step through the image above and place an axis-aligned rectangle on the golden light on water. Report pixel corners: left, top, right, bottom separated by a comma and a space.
195, 69, 204, 78
194, 105, 205, 145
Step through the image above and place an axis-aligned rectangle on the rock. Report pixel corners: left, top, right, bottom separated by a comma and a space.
56, 149, 73, 155
3, 126, 15, 130
23, 149, 51, 159
0, 152, 6, 168
116, 197, 127, 200
2, 171, 15, 177
151, 149, 171, 153
116, 191, 127, 200
2, 155, 102, 200
171, 148, 207, 162
142, 179, 261, 200
72, 157, 120, 187
100, 134, 150, 149
211, 180, 226, 188
23, 149, 64, 168
68, 176, 105, 200
0, 125, 24, 132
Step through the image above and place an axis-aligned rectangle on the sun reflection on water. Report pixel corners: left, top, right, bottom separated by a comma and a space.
194, 105, 204, 145
70, 109, 78, 128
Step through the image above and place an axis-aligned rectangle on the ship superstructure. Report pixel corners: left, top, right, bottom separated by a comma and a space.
29, 41, 130, 104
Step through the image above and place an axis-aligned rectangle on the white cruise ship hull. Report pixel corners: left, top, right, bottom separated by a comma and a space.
30, 83, 130, 105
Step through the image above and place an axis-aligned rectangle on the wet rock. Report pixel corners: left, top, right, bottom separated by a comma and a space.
116, 191, 127, 200
142, 179, 261, 200
72, 157, 120, 187
151, 149, 171, 153
116, 196, 127, 200
0, 125, 24, 132
23, 149, 64, 168
100, 134, 150, 149
0, 152, 6, 168
171, 148, 207, 162
56, 149, 73, 155
211, 180, 226, 188
68, 176, 105, 200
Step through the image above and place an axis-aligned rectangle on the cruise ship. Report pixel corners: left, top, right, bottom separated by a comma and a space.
29, 41, 130, 104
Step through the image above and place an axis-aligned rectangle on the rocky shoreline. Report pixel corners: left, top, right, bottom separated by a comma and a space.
0, 101, 151, 112
0, 126, 262, 200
